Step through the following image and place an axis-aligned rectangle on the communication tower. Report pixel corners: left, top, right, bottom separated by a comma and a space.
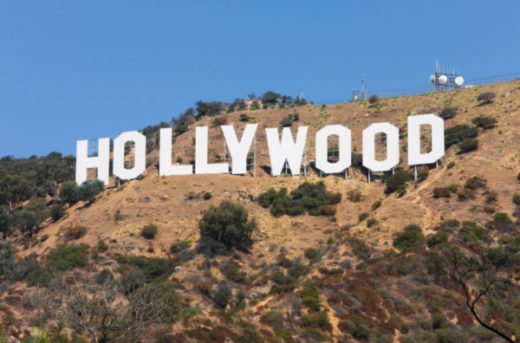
430, 60, 464, 91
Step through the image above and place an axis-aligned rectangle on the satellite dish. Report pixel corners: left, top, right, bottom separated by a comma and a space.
430, 75, 436, 83
438, 75, 448, 84
454, 76, 464, 87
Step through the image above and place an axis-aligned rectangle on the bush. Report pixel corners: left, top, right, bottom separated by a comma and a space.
445, 125, 479, 148
0, 239, 16, 276
213, 282, 232, 309
59, 181, 80, 205
439, 107, 458, 119
121, 268, 146, 295
170, 240, 191, 254
384, 169, 412, 194
472, 115, 496, 129
239, 113, 250, 122
258, 182, 341, 217
368, 95, 379, 104
465, 176, 487, 190
433, 187, 451, 198
371, 200, 382, 211
301, 282, 320, 311
458, 138, 479, 153
8, 256, 40, 281
513, 194, 520, 206
212, 116, 228, 127
477, 92, 496, 104
393, 224, 424, 252
78, 179, 104, 203
129, 281, 182, 323
141, 224, 158, 239
220, 261, 246, 283
65, 226, 87, 240
280, 116, 293, 127
94, 269, 114, 284
48, 244, 88, 271
304, 248, 319, 261
199, 201, 255, 252
427, 231, 449, 247
347, 190, 362, 202
50, 203, 65, 221
203, 192, 212, 200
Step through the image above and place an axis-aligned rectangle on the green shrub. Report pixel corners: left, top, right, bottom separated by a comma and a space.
301, 311, 330, 329
203, 192, 212, 200
384, 169, 413, 194
121, 268, 146, 295
0, 239, 16, 276
358, 212, 369, 222
371, 200, 382, 211
427, 231, 449, 247
59, 181, 80, 205
50, 203, 65, 221
220, 261, 246, 283
27, 265, 55, 287
199, 201, 255, 252
78, 179, 104, 203
94, 269, 114, 284
48, 244, 88, 271
472, 115, 496, 129
239, 113, 250, 122
445, 125, 479, 148
347, 189, 362, 202
465, 176, 487, 190
368, 95, 379, 104
301, 282, 320, 311
97, 239, 108, 252
458, 138, 479, 153
258, 182, 340, 217
141, 224, 158, 239
8, 256, 40, 282
213, 282, 232, 309
447, 161, 455, 169
393, 224, 424, 252
170, 240, 191, 254
439, 107, 458, 119
64, 226, 87, 240
304, 248, 319, 261
512, 194, 520, 206
433, 187, 451, 198
477, 92, 496, 104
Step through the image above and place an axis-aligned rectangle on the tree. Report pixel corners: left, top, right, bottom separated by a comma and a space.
199, 200, 256, 253
17, 197, 48, 237
0, 239, 16, 277
0, 207, 12, 239
59, 181, 80, 205
430, 243, 519, 342
261, 91, 281, 105
79, 179, 105, 204
477, 92, 496, 105
0, 174, 32, 213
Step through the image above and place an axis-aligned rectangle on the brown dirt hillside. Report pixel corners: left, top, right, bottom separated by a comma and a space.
4, 80, 520, 343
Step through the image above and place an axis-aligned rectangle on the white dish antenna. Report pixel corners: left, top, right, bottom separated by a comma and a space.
438, 75, 448, 84
430, 75, 436, 83
454, 76, 464, 87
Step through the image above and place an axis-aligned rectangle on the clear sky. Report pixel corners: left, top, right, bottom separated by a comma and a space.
1, 1, 519, 158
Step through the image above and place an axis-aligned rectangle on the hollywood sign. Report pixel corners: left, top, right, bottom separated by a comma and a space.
75, 114, 444, 185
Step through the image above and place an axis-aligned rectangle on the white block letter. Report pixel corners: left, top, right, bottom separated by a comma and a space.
266, 126, 308, 176
75, 138, 110, 185
362, 123, 399, 172
113, 131, 146, 180
222, 124, 258, 174
315, 125, 352, 174
159, 128, 193, 176
407, 114, 445, 165
195, 126, 229, 174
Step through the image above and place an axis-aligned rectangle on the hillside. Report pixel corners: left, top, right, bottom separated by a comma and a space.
1, 80, 520, 343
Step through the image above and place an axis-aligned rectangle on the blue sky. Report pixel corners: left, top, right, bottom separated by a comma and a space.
1, 1, 519, 157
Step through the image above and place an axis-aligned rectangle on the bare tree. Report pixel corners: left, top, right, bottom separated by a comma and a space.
431, 243, 519, 342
